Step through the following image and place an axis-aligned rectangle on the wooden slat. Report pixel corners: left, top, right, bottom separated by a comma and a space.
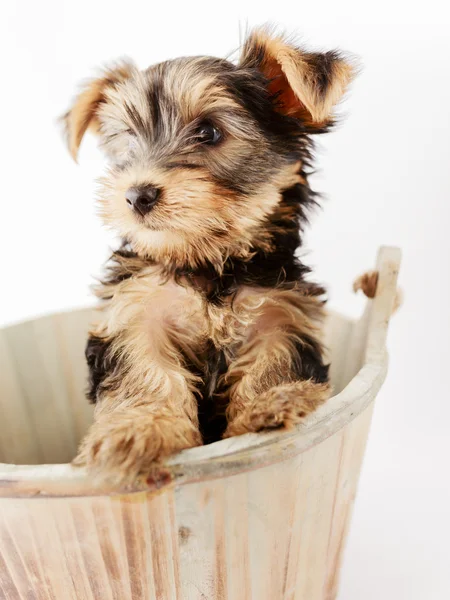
323, 312, 354, 394
0, 329, 41, 464
52, 310, 94, 445
322, 404, 375, 600
2, 319, 72, 464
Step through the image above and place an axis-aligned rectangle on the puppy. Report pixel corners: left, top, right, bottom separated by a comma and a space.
63, 28, 354, 483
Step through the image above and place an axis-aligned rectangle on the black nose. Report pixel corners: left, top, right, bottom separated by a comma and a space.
125, 185, 160, 216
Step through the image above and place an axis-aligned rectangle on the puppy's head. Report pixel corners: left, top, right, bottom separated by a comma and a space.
63, 28, 354, 269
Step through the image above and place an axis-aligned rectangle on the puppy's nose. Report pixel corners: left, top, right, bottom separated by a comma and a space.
125, 185, 160, 216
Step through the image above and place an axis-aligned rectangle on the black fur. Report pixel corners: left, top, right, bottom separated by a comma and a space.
85, 335, 121, 404
99, 244, 146, 292
304, 51, 338, 99
291, 336, 330, 384
188, 340, 229, 444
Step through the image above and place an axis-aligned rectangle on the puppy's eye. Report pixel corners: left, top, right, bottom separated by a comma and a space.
195, 122, 222, 145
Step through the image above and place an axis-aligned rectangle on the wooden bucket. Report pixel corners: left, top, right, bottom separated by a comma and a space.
0, 246, 401, 600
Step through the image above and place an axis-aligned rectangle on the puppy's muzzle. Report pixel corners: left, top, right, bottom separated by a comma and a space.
125, 185, 161, 216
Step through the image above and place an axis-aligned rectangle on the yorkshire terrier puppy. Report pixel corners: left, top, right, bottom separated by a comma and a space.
63, 28, 354, 483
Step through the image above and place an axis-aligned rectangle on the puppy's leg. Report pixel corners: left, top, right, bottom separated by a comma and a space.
74, 327, 202, 484
223, 290, 331, 438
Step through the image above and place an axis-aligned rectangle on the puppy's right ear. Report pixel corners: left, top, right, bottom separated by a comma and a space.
61, 61, 133, 162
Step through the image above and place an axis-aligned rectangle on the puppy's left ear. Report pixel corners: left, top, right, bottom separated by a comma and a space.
61, 61, 133, 161
239, 28, 355, 128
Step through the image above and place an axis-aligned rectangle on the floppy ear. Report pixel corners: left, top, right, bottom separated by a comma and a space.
61, 61, 133, 161
239, 28, 355, 128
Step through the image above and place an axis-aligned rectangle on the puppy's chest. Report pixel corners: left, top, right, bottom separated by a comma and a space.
100, 269, 254, 348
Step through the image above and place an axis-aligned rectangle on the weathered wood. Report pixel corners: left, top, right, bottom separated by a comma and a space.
0, 246, 401, 600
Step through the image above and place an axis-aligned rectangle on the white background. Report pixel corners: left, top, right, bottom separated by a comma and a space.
1, 2, 449, 598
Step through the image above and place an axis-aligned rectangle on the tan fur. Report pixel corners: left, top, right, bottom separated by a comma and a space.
91, 266, 205, 411
76, 267, 205, 482
224, 380, 331, 437
74, 406, 201, 485
63, 61, 135, 161
98, 161, 302, 270
240, 28, 354, 125
221, 287, 331, 434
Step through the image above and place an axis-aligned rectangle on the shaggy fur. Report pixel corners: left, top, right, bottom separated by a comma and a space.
63, 27, 355, 484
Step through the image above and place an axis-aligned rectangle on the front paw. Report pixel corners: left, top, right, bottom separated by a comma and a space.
224, 380, 331, 438
73, 407, 201, 485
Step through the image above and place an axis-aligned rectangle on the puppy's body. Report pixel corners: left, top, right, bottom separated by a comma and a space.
65, 28, 354, 483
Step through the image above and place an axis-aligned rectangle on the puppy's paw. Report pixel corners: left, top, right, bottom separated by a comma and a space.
223, 380, 331, 438
73, 407, 201, 485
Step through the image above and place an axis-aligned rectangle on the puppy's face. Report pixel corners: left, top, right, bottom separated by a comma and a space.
96, 57, 302, 267
64, 29, 353, 269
